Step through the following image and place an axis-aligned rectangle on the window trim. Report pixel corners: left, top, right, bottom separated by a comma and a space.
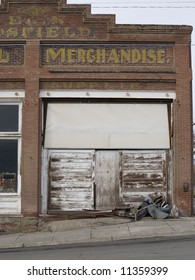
0, 102, 22, 196
0, 102, 22, 135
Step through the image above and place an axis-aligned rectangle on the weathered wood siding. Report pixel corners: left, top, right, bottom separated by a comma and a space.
49, 150, 95, 211
120, 151, 167, 206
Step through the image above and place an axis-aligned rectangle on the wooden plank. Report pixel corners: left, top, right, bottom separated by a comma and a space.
122, 151, 163, 158
50, 172, 93, 180
50, 162, 92, 170
122, 171, 163, 180
50, 152, 94, 160
95, 151, 119, 209
50, 181, 92, 188
120, 191, 166, 204
122, 183, 164, 190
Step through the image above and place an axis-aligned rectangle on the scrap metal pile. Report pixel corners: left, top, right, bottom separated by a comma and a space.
115, 192, 179, 220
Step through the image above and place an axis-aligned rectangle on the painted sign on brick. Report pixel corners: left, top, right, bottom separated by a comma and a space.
41, 44, 174, 67
0, 45, 24, 66
0, 6, 106, 40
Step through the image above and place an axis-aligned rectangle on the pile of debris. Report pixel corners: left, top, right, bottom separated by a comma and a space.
115, 192, 179, 221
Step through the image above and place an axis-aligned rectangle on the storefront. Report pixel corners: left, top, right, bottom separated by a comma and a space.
40, 91, 174, 213
0, 0, 193, 222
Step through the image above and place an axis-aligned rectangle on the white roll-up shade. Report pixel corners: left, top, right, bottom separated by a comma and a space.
44, 103, 170, 149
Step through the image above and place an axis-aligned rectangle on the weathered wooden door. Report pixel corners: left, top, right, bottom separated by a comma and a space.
95, 151, 120, 209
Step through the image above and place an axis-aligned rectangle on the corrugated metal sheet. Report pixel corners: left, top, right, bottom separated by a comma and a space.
120, 151, 167, 206
49, 150, 95, 211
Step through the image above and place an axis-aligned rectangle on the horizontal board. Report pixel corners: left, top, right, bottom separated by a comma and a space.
50, 193, 93, 200
50, 161, 93, 170
122, 172, 163, 180
50, 152, 94, 160
122, 162, 163, 170
50, 175, 93, 183
50, 181, 93, 189
121, 183, 164, 190
120, 191, 166, 203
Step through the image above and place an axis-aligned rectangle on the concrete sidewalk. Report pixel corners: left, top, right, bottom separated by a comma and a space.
0, 216, 195, 249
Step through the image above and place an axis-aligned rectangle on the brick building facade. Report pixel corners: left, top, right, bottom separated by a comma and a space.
0, 0, 193, 229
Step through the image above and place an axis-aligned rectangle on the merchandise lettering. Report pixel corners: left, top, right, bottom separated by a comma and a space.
44, 46, 170, 65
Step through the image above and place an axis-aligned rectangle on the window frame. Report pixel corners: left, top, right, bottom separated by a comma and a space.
0, 101, 22, 195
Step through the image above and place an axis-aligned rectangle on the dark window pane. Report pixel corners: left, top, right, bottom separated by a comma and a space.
0, 105, 18, 132
0, 140, 18, 193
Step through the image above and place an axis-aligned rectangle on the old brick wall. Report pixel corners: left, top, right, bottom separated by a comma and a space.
0, 0, 193, 220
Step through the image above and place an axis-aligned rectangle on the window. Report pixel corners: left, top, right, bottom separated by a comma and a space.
0, 103, 21, 193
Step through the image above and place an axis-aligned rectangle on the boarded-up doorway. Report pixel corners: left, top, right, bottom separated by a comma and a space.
47, 149, 168, 212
